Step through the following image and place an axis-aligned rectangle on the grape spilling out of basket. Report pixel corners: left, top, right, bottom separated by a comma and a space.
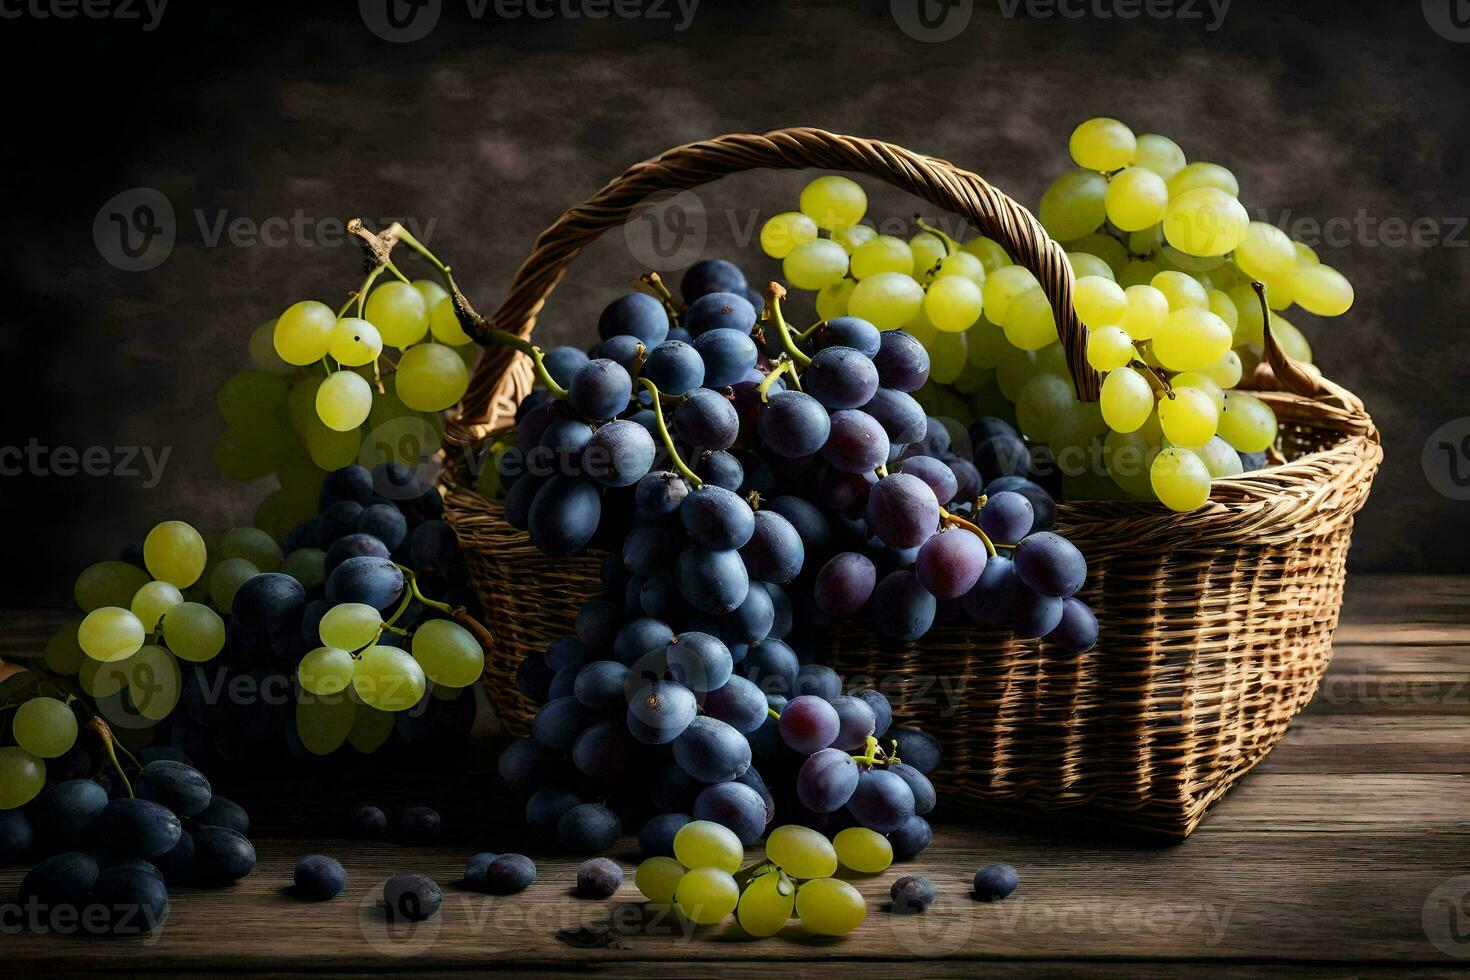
764, 118, 1353, 512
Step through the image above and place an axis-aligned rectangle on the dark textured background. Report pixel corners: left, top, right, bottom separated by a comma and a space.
4, 0, 1468, 603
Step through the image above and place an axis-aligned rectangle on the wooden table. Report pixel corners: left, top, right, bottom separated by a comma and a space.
5, 575, 1469, 975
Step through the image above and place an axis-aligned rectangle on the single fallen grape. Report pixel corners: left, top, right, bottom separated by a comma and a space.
974, 863, 1019, 901
890, 874, 936, 914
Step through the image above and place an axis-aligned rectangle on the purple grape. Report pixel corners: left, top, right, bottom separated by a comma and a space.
872, 330, 930, 392
666, 631, 734, 693
814, 552, 878, 616
599, 293, 669, 346
577, 857, 624, 898
568, 359, 634, 421
685, 291, 757, 336
974, 863, 1019, 900
739, 510, 804, 584
792, 664, 842, 700
803, 346, 880, 410
847, 768, 915, 833
961, 553, 1017, 625
757, 390, 832, 459
626, 680, 697, 745
862, 387, 928, 444
915, 529, 988, 599
693, 780, 768, 844
830, 695, 877, 751
976, 490, 1034, 544
1010, 587, 1064, 639
673, 716, 752, 783
888, 761, 936, 815
1013, 532, 1087, 597
680, 485, 755, 551
871, 570, 937, 642
811, 316, 882, 357
896, 455, 959, 506
867, 473, 940, 550
672, 387, 740, 451
889, 815, 932, 860
703, 675, 769, 734
779, 695, 840, 754
694, 328, 760, 388
681, 259, 747, 303
856, 689, 893, 739
1046, 597, 1099, 653
822, 410, 890, 474
797, 747, 860, 812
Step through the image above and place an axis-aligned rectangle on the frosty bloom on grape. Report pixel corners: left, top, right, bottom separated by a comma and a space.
0, 440, 171, 488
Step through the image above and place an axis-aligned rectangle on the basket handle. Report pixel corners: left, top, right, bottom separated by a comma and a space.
451, 127, 1099, 437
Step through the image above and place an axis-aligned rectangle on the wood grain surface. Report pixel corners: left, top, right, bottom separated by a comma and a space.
4, 574, 1468, 975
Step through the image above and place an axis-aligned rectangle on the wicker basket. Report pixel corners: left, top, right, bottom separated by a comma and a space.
439, 128, 1381, 839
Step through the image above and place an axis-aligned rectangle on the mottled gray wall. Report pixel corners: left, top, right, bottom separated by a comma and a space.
5, 0, 1469, 604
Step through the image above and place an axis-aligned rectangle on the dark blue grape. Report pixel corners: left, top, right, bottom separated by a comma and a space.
634, 471, 690, 520
643, 340, 705, 395
693, 328, 759, 388
666, 632, 734, 693
557, 803, 622, 854
673, 716, 752, 783
538, 417, 597, 467
868, 473, 940, 550
872, 570, 937, 642
681, 259, 747, 303
703, 675, 769, 733
890, 727, 942, 774
673, 388, 740, 451
764, 583, 793, 640
590, 333, 647, 372
526, 785, 583, 829
766, 496, 830, 557
349, 804, 387, 840
848, 768, 916, 833
528, 476, 602, 557
546, 636, 590, 673
639, 570, 691, 621
984, 476, 1056, 530
569, 359, 634, 421
676, 546, 749, 615
320, 464, 374, 507
154, 830, 196, 885
685, 291, 756, 337
543, 346, 591, 387
574, 719, 639, 781
623, 520, 679, 576
577, 856, 624, 898
829, 695, 876, 751
583, 419, 656, 488
92, 864, 169, 934
503, 472, 544, 530
804, 346, 880, 410
946, 457, 983, 505
20, 851, 98, 912
572, 660, 629, 710
326, 557, 405, 611
1239, 450, 1267, 472
319, 499, 365, 543
498, 738, 558, 791
599, 293, 669, 346
385, 872, 442, 921
28, 778, 107, 840
1011, 586, 1065, 639
890, 814, 933, 860
863, 387, 928, 444
741, 638, 799, 696
397, 805, 441, 845
822, 410, 890, 473
1046, 596, 1099, 653
811, 316, 881, 357
465, 851, 498, 888
976, 490, 1034, 543
694, 449, 744, 490
294, 854, 347, 901
1013, 531, 1087, 597
533, 697, 596, 751
738, 510, 804, 585
96, 798, 181, 859
813, 552, 877, 617
680, 485, 755, 550
638, 812, 691, 857
872, 330, 930, 392
0, 809, 33, 866
136, 760, 212, 817
792, 663, 842, 700
974, 863, 1019, 900
627, 679, 698, 744
356, 504, 409, 551
516, 653, 555, 702
481, 854, 536, 895
857, 689, 893, 739
890, 874, 936, 913
614, 617, 673, 666
693, 780, 767, 844
232, 572, 306, 633
718, 581, 774, 645
962, 553, 1018, 625
756, 390, 831, 459
889, 761, 936, 815
797, 747, 860, 812
193, 826, 256, 884
896, 455, 959, 506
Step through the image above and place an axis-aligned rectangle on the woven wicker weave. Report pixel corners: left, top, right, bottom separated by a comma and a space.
440, 128, 1381, 838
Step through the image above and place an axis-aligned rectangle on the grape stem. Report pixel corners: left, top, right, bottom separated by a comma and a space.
401, 570, 454, 616
757, 358, 795, 403
1130, 344, 1174, 398
939, 507, 998, 558
86, 716, 134, 798
638, 378, 703, 489
849, 734, 892, 768
767, 706, 781, 721
636, 272, 683, 325
914, 216, 961, 257
765, 282, 812, 368
795, 319, 827, 343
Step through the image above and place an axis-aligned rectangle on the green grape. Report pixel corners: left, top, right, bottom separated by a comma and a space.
951, 361, 990, 395
833, 827, 893, 874
1120, 284, 1169, 341
1157, 387, 1219, 447
75, 560, 151, 612
1158, 246, 1228, 274
1104, 166, 1168, 231
274, 300, 336, 366
328, 317, 384, 367
1039, 170, 1108, 241
414, 278, 449, 311
996, 345, 1041, 401
1198, 436, 1244, 478
208, 558, 259, 614
397, 342, 471, 413
320, 602, 383, 651
1162, 187, 1249, 258
1151, 446, 1211, 511
161, 601, 226, 663
411, 619, 485, 688
1166, 161, 1239, 198
248, 319, 293, 375
935, 249, 986, 287
1063, 232, 1129, 275
1001, 287, 1057, 352
127, 645, 181, 722
316, 370, 374, 432
0, 746, 45, 810
1067, 251, 1115, 281
44, 620, 86, 675
1201, 349, 1244, 389
908, 232, 948, 281
982, 265, 1040, 324
816, 279, 854, 320
295, 691, 357, 755
673, 820, 744, 873
1292, 240, 1319, 265
674, 867, 739, 924
1099, 367, 1154, 433
1226, 283, 1265, 345
799, 175, 867, 231
760, 211, 819, 258
848, 272, 924, 331
1070, 116, 1136, 171
961, 235, 1011, 272
1261, 266, 1297, 310
144, 520, 207, 589
966, 317, 1010, 369
78, 606, 145, 662
1153, 309, 1233, 372
283, 548, 327, 590
1151, 271, 1209, 313
1073, 275, 1127, 326
1217, 391, 1278, 453
255, 487, 319, 548
306, 419, 364, 471
782, 239, 849, 291
1016, 373, 1076, 445
365, 281, 430, 348
1170, 372, 1225, 409
904, 309, 937, 347
352, 645, 426, 712
131, 580, 183, 631
1131, 133, 1187, 180
1233, 221, 1296, 281
636, 856, 686, 904
428, 295, 473, 346
795, 877, 866, 936
347, 699, 395, 753
1105, 427, 1159, 498
286, 376, 322, 437
970, 376, 1014, 421
1206, 289, 1239, 332
1086, 326, 1136, 372
217, 371, 291, 427
928, 331, 968, 385
475, 441, 513, 500
1050, 401, 1108, 463
1117, 259, 1161, 288
764, 825, 837, 880
737, 871, 795, 937
222, 526, 283, 572
831, 223, 876, 254
1292, 263, 1353, 317
80, 653, 132, 698
13, 696, 78, 758
923, 275, 983, 333
849, 235, 913, 279
1266, 314, 1313, 363
214, 422, 288, 481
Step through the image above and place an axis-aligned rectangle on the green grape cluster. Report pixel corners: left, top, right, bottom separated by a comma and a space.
765, 119, 1356, 513
633, 821, 880, 938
